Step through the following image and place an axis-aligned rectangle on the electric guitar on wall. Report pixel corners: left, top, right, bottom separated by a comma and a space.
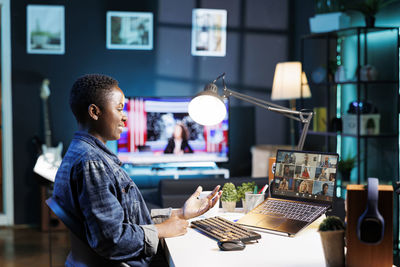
33, 79, 63, 182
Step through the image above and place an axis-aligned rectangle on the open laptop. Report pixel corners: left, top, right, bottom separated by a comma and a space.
238, 149, 339, 236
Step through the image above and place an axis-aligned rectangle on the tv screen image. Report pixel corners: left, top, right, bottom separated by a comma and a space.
117, 97, 229, 164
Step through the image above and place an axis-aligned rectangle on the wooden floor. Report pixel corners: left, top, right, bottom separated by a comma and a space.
0, 226, 70, 267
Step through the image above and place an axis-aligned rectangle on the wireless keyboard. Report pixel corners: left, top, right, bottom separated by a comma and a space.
191, 216, 261, 242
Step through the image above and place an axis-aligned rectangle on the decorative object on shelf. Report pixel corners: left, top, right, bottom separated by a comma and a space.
330, 117, 342, 132
313, 107, 327, 132
342, 114, 380, 135
236, 182, 256, 211
309, 12, 351, 33
359, 64, 378, 81
345, 0, 398, 27
338, 155, 356, 181
221, 182, 237, 212
309, 0, 349, 33
334, 66, 347, 82
342, 100, 380, 135
106, 11, 153, 50
311, 66, 327, 84
318, 216, 345, 267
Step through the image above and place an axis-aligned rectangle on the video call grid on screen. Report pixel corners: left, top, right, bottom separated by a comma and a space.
272, 150, 339, 202
116, 97, 229, 164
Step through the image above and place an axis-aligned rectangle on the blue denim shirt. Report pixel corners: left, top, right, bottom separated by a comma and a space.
53, 132, 160, 266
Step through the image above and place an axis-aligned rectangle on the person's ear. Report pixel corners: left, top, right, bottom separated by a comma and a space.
88, 104, 102, 120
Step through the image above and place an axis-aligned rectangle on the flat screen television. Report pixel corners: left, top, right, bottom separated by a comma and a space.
117, 96, 229, 165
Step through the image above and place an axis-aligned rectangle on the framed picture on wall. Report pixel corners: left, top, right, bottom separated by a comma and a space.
27, 5, 65, 54
191, 9, 227, 57
106, 11, 153, 50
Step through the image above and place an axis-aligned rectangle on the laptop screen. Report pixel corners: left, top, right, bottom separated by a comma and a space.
272, 150, 339, 203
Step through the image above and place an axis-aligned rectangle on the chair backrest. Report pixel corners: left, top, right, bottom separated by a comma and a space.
46, 197, 86, 242
46, 197, 130, 267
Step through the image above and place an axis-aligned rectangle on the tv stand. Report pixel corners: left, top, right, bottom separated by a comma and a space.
122, 162, 229, 189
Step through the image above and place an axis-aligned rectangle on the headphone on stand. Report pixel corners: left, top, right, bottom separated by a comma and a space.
357, 177, 385, 244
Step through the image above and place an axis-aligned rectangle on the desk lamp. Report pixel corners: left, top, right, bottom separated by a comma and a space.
188, 73, 313, 150
271, 62, 312, 147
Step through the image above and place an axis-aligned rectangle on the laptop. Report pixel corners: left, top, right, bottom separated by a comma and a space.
237, 149, 339, 236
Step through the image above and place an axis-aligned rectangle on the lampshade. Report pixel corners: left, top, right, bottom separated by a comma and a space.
188, 90, 227, 126
271, 62, 311, 100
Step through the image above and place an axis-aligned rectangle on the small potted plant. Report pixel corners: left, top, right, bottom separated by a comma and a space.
338, 155, 356, 182
318, 216, 345, 267
221, 182, 237, 212
31, 31, 50, 49
345, 0, 398, 27
236, 182, 256, 210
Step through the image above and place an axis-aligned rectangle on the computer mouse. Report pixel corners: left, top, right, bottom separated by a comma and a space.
217, 240, 246, 251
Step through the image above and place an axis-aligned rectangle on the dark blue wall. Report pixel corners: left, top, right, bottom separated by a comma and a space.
11, 0, 293, 224
12, 0, 160, 224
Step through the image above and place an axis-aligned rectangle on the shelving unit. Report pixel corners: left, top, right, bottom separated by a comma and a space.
300, 27, 399, 184
300, 26, 400, 252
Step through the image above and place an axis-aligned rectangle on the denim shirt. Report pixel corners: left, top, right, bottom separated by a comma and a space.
53, 131, 162, 267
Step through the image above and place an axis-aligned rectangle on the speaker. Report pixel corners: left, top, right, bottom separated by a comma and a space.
346, 183, 393, 267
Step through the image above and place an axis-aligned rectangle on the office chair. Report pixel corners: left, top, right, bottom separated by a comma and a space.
46, 197, 129, 267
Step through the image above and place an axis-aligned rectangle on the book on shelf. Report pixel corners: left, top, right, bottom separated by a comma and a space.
313, 107, 327, 132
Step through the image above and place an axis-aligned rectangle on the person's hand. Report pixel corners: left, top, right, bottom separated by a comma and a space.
181, 185, 221, 220
155, 216, 188, 238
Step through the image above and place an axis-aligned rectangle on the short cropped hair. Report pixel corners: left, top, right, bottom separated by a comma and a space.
69, 74, 118, 123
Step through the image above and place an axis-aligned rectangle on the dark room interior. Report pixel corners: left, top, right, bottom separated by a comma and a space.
1, 0, 400, 266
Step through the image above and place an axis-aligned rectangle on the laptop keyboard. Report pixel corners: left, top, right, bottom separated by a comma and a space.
191, 216, 261, 242
253, 199, 327, 222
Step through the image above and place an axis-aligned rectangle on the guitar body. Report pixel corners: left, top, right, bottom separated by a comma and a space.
34, 143, 63, 182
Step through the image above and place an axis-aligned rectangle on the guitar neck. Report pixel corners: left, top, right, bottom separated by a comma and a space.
42, 98, 52, 147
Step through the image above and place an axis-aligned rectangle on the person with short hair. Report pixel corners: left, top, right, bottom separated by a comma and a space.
54, 74, 221, 266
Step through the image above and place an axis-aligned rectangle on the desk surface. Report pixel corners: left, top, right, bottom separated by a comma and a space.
164, 210, 326, 267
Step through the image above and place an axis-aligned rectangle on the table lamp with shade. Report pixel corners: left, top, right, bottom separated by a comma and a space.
188, 72, 313, 150
271, 61, 312, 147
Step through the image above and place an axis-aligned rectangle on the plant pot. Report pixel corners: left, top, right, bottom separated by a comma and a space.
319, 230, 345, 267
221, 201, 236, 212
339, 170, 351, 182
365, 15, 376, 28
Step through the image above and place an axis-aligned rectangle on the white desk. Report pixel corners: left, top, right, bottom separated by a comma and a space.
163, 210, 326, 267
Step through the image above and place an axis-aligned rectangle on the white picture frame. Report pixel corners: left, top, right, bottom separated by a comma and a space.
106, 11, 153, 50
27, 5, 65, 55
191, 9, 227, 57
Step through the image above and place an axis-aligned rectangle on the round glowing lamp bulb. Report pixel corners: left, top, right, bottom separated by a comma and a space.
188, 93, 227, 126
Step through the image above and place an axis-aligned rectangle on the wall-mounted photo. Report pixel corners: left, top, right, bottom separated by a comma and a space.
191, 9, 227, 57
27, 5, 65, 54
106, 11, 153, 50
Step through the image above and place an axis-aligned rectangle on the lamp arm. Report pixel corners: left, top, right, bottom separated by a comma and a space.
224, 88, 313, 151
225, 89, 301, 121
224, 88, 292, 111
296, 112, 312, 150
